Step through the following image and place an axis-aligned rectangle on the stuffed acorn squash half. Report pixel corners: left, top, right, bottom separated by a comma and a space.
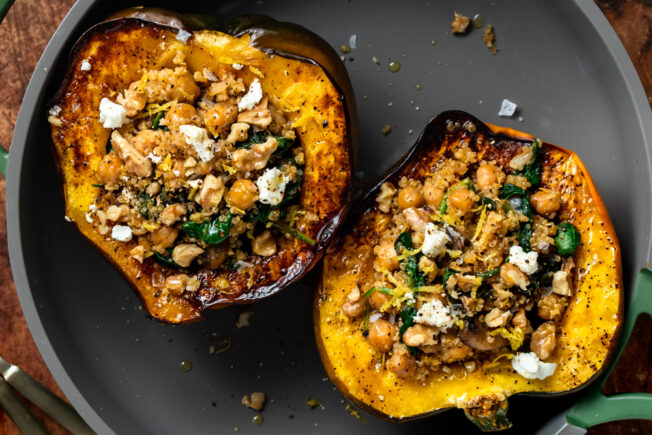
48, 9, 355, 324
315, 111, 622, 430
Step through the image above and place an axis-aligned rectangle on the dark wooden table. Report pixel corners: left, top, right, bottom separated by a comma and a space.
0, 0, 650, 433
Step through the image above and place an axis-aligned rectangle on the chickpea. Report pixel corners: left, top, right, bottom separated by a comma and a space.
151, 226, 178, 252
397, 185, 425, 210
367, 319, 397, 352
252, 230, 277, 257
97, 151, 123, 185
530, 322, 557, 360
387, 352, 415, 377
448, 188, 478, 212
538, 293, 566, 320
369, 287, 391, 310
423, 178, 444, 207
476, 164, 503, 189
163, 103, 198, 130
165, 274, 189, 296
342, 298, 366, 318
205, 101, 238, 137
227, 179, 259, 210
373, 241, 399, 272
530, 189, 561, 218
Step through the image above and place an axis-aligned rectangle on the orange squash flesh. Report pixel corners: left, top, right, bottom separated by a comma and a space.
315, 111, 622, 423
49, 17, 353, 323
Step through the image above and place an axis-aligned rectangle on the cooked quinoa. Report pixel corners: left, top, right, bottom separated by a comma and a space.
341, 128, 581, 382
81, 58, 310, 291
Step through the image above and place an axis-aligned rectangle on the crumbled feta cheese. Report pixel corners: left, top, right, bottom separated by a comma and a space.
236, 311, 252, 328
511, 352, 556, 380
89, 204, 97, 212
187, 179, 202, 189
256, 167, 292, 206
178, 125, 215, 163
349, 34, 358, 49
498, 98, 517, 117
509, 245, 538, 275
173, 170, 180, 177
234, 260, 254, 271
111, 225, 132, 242
85, 212, 93, 224
369, 313, 382, 323
415, 299, 454, 330
202, 68, 218, 81
421, 223, 450, 257
176, 29, 191, 43
49, 105, 62, 116
232, 63, 244, 70
99, 98, 127, 129
146, 152, 162, 164
80, 60, 91, 71
238, 78, 263, 111
64, 215, 72, 222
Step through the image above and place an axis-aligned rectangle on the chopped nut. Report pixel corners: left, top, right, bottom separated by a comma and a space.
242, 392, 266, 411
231, 137, 278, 172
375, 182, 396, 213
129, 245, 145, 263
105, 205, 130, 222
552, 270, 572, 296
195, 174, 225, 209
484, 308, 511, 328
165, 274, 189, 296
451, 12, 470, 34
225, 122, 250, 145
110, 131, 152, 178
160, 203, 186, 226
172, 244, 204, 268
484, 24, 497, 55
381, 124, 392, 135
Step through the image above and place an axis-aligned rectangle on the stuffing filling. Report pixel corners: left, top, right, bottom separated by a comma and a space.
87, 54, 310, 289
342, 129, 581, 382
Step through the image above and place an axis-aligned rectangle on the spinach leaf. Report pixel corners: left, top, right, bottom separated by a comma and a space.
151, 111, 167, 130
518, 139, 541, 186
481, 197, 496, 210
555, 222, 581, 256
442, 267, 460, 287
236, 131, 268, 149
478, 267, 500, 280
398, 305, 417, 339
405, 257, 425, 288
476, 284, 493, 299
182, 213, 232, 245
236, 132, 294, 157
526, 256, 561, 295
394, 231, 414, 254
394, 232, 426, 288
518, 220, 533, 251
154, 249, 181, 268
508, 195, 533, 219
440, 178, 475, 214
499, 183, 527, 199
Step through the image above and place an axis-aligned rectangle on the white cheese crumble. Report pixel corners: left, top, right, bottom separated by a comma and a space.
234, 260, 254, 271
421, 223, 450, 257
238, 78, 263, 111
369, 313, 383, 323
176, 29, 191, 43
111, 225, 132, 242
236, 311, 252, 328
99, 98, 127, 129
187, 179, 202, 189
89, 204, 97, 212
80, 60, 91, 71
64, 215, 72, 222
511, 352, 556, 380
232, 63, 244, 70
509, 245, 538, 275
146, 152, 162, 164
178, 125, 215, 163
414, 299, 454, 330
85, 213, 93, 224
498, 98, 517, 117
49, 105, 62, 116
256, 167, 292, 206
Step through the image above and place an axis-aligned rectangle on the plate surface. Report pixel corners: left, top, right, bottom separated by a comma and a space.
7, 0, 652, 433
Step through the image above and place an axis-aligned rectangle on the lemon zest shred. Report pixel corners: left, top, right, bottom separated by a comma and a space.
454, 319, 465, 329
490, 326, 524, 351
471, 205, 488, 242
396, 246, 422, 261
447, 249, 463, 258
248, 65, 265, 78
483, 353, 515, 369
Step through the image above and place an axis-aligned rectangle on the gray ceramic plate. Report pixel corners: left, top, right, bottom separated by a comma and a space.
7, 0, 652, 433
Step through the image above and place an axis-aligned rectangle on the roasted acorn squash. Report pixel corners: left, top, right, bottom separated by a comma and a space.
315, 111, 622, 429
49, 9, 355, 323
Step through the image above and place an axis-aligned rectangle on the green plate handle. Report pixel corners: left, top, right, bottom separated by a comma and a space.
0, 146, 7, 179
566, 268, 652, 428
